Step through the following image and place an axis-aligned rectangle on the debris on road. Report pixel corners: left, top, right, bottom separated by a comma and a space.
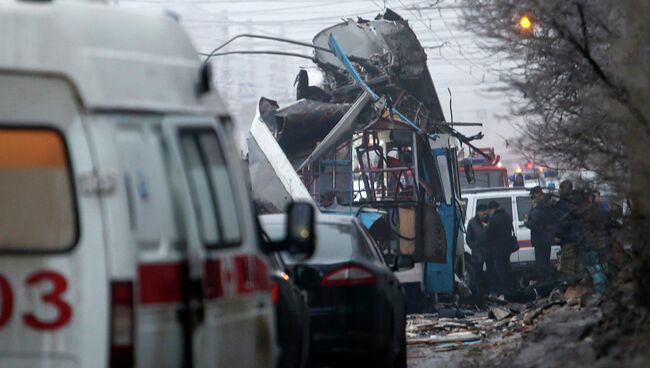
408, 332, 481, 345
563, 285, 589, 306
407, 287, 574, 354
489, 306, 512, 321
406, 281, 641, 368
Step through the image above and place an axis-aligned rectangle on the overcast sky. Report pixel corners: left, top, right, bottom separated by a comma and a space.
121, 0, 523, 167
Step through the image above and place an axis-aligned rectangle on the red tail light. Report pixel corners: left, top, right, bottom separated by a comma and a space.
321, 265, 376, 287
110, 281, 134, 368
271, 282, 280, 305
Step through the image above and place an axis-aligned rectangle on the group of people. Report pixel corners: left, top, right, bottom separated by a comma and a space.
466, 200, 517, 297
546, 180, 620, 293
466, 179, 620, 298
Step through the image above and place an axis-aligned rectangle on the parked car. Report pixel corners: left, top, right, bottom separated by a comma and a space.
0, 1, 314, 367
461, 188, 561, 287
266, 251, 311, 368
260, 214, 413, 368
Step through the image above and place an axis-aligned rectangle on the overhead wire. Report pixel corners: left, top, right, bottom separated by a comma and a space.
199, 50, 315, 60
367, 0, 484, 83
391, 0, 499, 81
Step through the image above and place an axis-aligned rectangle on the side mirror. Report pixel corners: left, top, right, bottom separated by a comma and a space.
285, 201, 316, 262
463, 160, 475, 184
293, 264, 322, 289
391, 255, 415, 272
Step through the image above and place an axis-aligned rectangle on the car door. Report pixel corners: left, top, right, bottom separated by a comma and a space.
515, 194, 561, 264
515, 195, 534, 264
475, 196, 519, 264
86, 113, 194, 368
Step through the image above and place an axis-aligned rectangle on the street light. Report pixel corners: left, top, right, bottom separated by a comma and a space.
518, 15, 533, 31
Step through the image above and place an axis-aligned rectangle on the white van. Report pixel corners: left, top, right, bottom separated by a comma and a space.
461, 188, 561, 282
0, 1, 313, 367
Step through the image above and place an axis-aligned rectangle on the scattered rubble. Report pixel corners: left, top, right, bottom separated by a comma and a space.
407, 288, 572, 355
408, 279, 650, 368
488, 306, 511, 321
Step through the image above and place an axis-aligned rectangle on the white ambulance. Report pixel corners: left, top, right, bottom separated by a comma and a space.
0, 1, 314, 367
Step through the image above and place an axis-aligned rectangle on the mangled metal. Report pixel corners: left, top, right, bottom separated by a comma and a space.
311, 9, 445, 122
247, 9, 477, 296
247, 104, 316, 213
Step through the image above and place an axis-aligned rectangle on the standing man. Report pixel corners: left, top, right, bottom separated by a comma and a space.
466, 204, 489, 296
525, 187, 556, 281
485, 201, 514, 296
554, 180, 583, 278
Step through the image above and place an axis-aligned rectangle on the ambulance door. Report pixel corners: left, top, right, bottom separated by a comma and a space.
162, 116, 275, 368
515, 195, 534, 264
85, 115, 189, 368
0, 75, 108, 368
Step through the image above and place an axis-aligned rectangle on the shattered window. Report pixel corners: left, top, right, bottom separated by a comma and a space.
437, 155, 452, 205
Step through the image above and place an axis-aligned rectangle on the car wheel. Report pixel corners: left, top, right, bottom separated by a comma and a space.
393, 322, 407, 368
377, 313, 407, 368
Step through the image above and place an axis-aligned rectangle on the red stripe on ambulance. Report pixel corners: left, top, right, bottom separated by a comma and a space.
138, 255, 271, 306
138, 262, 187, 305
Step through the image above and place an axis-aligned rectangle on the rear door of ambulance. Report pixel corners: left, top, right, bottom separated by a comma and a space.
86, 113, 275, 368
162, 117, 275, 368
0, 75, 108, 368
85, 114, 189, 368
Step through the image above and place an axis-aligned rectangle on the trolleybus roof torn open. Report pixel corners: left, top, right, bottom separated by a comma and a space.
240, 9, 489, 304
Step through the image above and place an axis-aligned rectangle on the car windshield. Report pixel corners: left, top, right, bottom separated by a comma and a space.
461, 170, 506, 189
262, 221, 354, 265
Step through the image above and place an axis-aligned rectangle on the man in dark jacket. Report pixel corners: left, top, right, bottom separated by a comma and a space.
525, 187, 556, 281
466, 204, 489, 295
554, 180, 584, 277
485, 201, 514, 295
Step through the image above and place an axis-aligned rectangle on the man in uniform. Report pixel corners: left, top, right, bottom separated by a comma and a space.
525, 186, 556, 281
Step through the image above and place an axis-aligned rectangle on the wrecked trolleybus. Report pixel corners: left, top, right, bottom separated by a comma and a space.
245, 10, 490, 309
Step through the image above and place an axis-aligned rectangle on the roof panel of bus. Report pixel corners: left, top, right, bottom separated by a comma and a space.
0, 1, 226, 114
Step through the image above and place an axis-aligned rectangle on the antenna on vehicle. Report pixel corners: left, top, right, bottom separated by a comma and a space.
448, 88, 453, 127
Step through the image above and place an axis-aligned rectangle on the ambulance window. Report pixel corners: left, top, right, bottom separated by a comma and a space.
476, 197, 513, 219
516, 196, 532, 222
0, 128, 76, 251
179, 129, 242, 248
116, 128, 179, 247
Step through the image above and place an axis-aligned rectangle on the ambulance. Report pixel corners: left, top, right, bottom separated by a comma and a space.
0, 1, 314, 367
